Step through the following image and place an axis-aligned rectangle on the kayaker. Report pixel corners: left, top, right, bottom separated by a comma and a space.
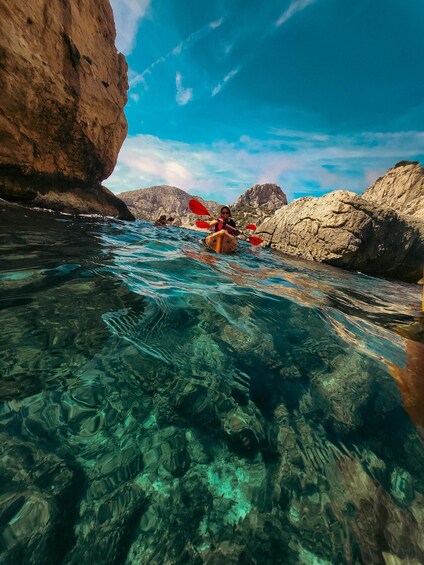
209, 206, 240, 236
155, 215, 174, 226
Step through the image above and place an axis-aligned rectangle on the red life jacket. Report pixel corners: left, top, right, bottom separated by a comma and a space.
214, 216, 237, 233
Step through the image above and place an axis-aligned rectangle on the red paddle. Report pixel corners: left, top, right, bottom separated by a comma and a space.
189, 199, 210, 216
190, 199, 263, 246
248, 236, 263, 246
195, 220, 211, 229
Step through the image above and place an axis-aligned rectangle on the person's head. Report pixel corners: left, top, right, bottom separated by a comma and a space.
220, 206, 231, 218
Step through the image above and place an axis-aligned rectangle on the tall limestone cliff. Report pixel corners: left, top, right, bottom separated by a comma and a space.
0, 0, 133, 219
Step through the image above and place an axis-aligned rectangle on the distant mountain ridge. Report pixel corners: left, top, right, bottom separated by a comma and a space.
119, 183, 288, 229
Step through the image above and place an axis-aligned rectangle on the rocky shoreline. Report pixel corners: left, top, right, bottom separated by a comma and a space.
0, 3, 422, 280
256, 163, 424, 284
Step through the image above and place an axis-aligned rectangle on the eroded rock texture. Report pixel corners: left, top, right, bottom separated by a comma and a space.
0, 0, 133, 219
232, 183, 288, 226
363, 161, 424, 221
256, 190, 424, 283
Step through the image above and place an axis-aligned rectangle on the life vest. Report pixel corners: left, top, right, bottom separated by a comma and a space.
214, 216, 237, 234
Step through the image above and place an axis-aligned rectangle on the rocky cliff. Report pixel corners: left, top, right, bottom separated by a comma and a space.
256, 164, 424, 283
362, 161, 424, 221
0, 0, 133, 219
232, 183, 287, 225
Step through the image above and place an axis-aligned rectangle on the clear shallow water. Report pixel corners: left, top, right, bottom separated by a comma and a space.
1, 204, 424, 564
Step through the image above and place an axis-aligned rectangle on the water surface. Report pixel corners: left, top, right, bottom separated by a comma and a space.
1, 204, 423, 564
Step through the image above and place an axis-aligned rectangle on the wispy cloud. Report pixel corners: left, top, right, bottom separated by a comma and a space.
106, 131, 424, 202
109, 0, 150, 55
211, 68, 239, 97
130, 17, 224, 90
176, 73, 193, 105
275, 0, 318, 27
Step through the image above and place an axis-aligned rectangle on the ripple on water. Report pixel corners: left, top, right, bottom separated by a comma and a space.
1, 210, 424, 564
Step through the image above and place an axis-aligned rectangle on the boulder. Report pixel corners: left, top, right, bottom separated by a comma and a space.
256, 190, 424, 282
231, 183, 287, 226
0, 0, 133, 219
362, 161, 424, 221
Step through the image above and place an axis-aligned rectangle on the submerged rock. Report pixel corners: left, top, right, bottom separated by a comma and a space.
0, 0, 133, 219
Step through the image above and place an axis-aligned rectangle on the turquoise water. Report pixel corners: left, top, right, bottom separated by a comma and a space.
1, 204, 424, 564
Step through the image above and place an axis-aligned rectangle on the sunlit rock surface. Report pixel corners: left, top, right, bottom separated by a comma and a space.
0, 0, 133, 219
118, 183, 288, 234
363, 161, 424, 221
232, 183, 288, 226
256, 190, 424, 283
118, 185, 219, 228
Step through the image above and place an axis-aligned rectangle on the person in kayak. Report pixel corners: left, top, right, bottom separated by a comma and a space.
209, 206, 240, 236
155, 215, 174, 226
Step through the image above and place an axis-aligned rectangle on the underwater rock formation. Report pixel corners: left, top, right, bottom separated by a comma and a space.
0, 0, 133, 219
256, 189, 424, 283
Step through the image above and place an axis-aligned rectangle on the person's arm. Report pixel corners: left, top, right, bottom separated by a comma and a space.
227, 219, 240, 236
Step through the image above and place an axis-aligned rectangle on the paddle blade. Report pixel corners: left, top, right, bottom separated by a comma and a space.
249, 235, 263, 246
195, 220, 210, 229
246, 223, 257, 231
189, 199, 210, 216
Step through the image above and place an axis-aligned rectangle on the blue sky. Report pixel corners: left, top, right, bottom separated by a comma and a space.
107, 0, 424, 202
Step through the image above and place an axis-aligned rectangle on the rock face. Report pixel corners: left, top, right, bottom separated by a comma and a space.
256, 190, 424, 283
119, 185, 219, 228
362, 161, 424, 221
0, 0, 133, 219
232, 183, 287, 225
119, 183, 288, 229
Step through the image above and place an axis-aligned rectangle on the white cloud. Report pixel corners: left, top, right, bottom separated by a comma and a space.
210, 18, 223, 30
176, 73, 193, 106
129, 92, 140, 103
105, 131, 424, 202
109, 0, 150, 55
275, 0, 318, 27
211, 68, 239, 96
130, 17, 224, 90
